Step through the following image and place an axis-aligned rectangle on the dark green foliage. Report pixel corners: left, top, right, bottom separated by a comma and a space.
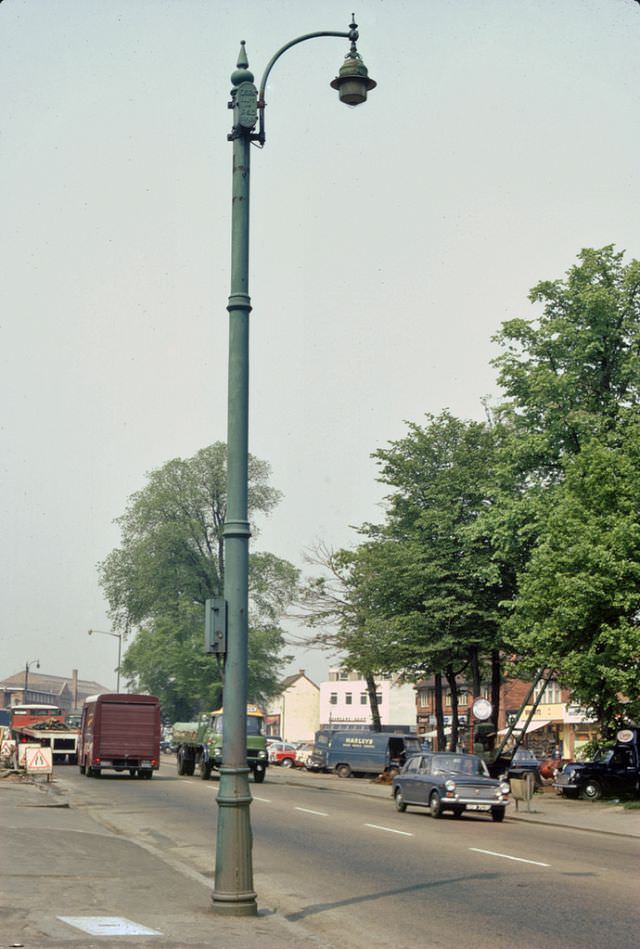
100, 443, 296, 720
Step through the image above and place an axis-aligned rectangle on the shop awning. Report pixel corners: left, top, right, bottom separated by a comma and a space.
497, 719, 550, 736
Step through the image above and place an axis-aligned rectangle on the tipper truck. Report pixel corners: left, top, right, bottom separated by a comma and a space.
174, 705, 268, 783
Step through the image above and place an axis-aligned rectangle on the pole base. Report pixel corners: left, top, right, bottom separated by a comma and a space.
211, 893, 258, 917
212, 765, 256, 915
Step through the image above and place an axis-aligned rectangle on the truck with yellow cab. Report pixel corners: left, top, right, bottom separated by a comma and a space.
173, 705, 268, 783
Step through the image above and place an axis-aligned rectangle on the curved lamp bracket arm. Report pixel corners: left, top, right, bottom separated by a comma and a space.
257, 25, 356, 144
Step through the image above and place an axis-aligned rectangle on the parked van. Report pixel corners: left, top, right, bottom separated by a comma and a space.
327, 731, 421, 778
78, 693, 161, 779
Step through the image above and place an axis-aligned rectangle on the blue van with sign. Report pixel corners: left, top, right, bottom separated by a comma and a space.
327, 731, 421, 778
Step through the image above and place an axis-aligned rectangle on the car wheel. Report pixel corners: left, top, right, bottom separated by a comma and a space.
336, 764, 352, 779
429, 791, 443, 819
394, 788, 407, 812
281, 757, 294, 768
491, 807, 505, 822
580, 779, 602, 801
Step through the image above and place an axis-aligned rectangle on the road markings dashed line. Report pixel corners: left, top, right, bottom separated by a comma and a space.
252, 796, 272, 803
295, 807, 329, 817
365, 823, 414, 837
470, 847, 550, 867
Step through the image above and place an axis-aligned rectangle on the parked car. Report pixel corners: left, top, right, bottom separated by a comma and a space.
553, 729, 640, 801
507, 747, 542, 787
268, 741, 300, 768
392, 752, 511, 822
294, 742, 316, 769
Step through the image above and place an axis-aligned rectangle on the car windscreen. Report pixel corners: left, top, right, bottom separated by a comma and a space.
431, 754, 489, 777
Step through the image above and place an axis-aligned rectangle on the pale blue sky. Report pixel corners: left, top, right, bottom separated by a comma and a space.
2, 0, 639, 689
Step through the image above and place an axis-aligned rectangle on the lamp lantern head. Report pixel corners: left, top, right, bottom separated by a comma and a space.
330, 17, 376, 106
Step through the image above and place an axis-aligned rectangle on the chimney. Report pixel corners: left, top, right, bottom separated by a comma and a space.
71, 669, 78, 711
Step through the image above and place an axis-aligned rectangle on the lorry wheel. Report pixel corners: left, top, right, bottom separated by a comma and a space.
79, 763, 85, 775
335, 764, 352, 779
177, 749, 188, 776
253, 768, 266, 783
129, 769, 137, 777
142, 770, 153, 779
200, 760, 212, 780
580, 779, 602, 801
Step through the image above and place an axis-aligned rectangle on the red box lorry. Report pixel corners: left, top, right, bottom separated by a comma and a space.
78, 693, 161, 779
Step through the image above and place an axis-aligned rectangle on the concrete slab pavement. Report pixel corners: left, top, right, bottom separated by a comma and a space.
0, 773, 336, 949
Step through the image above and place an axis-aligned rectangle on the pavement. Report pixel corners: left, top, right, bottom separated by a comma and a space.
1, 767, 639, 948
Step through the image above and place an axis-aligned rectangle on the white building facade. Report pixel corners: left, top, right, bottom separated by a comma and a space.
265, 670, 320, 743
319, 668, 417, 731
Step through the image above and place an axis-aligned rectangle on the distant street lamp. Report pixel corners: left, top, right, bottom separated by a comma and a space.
214, 18, 375, 918
87, 629, 122, 692
24, 658, 40, 699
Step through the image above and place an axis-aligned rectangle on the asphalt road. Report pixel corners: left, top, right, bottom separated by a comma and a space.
56, 760, 640, 949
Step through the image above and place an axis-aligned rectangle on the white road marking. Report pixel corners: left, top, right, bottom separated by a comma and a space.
365, 823, 414, 837
253, 796, 272, 803
470, 847, 550, 867
295, 807, 329, 817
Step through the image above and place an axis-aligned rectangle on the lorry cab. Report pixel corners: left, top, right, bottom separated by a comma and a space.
327, 731, 422, 778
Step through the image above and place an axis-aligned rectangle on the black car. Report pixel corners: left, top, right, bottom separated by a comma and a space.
392, 752, 511, 822
553, 733, 640, 801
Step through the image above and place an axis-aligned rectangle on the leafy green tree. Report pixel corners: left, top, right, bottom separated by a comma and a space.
299, 413, 510, 746
364, 411, 510, 746
488, 247, 640, 733
100, 443, 297, 719
493, 245, 640, 473
505, 430, 640, 733
296, 542, 393, 730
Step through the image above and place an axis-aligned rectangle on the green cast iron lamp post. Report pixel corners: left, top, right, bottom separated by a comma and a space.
214, 16, 375, 918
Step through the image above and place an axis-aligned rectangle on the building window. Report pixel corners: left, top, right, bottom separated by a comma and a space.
360, 692, 368, 705
458, 691, 469, 707
345, 692, 352, 705
534, 679, 562, 704
330, 692, 337, 705
418, 689, 430, 708
339, 671, 349, 681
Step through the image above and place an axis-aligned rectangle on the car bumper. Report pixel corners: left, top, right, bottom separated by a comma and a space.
444, 797, 510, 809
